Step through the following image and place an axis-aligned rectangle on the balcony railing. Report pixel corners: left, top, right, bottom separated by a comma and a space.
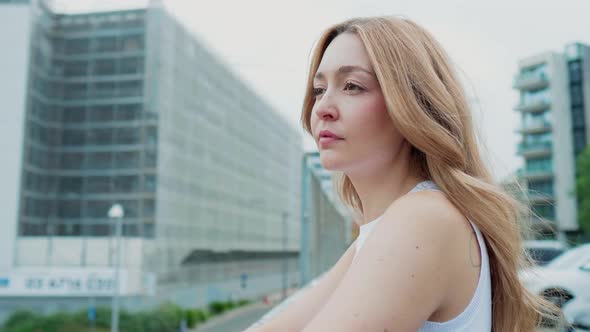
517, 141, 552, 157
514, 98, 551, 113
518, 120, 551, 134
513, 71, 549, 90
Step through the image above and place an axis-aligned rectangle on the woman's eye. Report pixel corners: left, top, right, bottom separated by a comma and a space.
344, 82, 362, 91
312, 87, 325, 97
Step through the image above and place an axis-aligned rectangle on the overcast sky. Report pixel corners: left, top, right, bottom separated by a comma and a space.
55, 0, 590, 181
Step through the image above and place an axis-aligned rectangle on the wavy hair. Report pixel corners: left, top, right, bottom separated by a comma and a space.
300, 16, 560, 331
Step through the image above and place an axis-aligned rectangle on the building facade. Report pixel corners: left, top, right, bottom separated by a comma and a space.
3, 0, 303, 317
514, 42, 590, 240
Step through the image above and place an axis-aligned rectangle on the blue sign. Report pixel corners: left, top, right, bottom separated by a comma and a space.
87, 307, 96, 321
0, 278, 9, 288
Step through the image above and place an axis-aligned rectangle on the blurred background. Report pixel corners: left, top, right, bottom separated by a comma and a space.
0, 0, 589, 331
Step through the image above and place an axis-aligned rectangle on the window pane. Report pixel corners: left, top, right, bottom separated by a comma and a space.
116, 103, 141, 121
86, 152, 112, 169
115, 127, 140, 145
60, 152, 84, 169
88, 105, 114, 122
114, 151, 140, 169
87, 128, 113, 145
63, 106, 86, 123
59, 176, 83, 195
57, 200, 81, 218
86, 200, 112, 218
93, 59, 116, 76
113, 175, 139, 193
86, 176, 111, 193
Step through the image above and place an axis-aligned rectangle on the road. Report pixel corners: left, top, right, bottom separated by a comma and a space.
194, 303, 274, 332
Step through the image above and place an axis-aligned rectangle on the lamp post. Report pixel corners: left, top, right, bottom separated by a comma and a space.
108, 203, 124, 332
281, 211, 289, 300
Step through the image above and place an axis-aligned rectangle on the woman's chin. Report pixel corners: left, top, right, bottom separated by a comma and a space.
319, 154, 345, 171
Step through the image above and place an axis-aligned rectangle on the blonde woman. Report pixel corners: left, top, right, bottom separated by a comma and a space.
246, 16, 557, 332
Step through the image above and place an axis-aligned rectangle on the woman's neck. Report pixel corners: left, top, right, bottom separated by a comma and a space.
346, 145, 426, 226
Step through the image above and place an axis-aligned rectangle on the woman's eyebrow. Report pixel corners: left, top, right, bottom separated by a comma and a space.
314, 65, 376, 80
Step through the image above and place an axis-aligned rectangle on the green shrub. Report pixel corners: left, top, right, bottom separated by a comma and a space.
208, 301, 226, 315
237, 299, 251, 306
2, 310, 38, 330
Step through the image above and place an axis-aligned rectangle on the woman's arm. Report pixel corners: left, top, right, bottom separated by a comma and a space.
301, 191, 464, 332
243, 239, 358, 332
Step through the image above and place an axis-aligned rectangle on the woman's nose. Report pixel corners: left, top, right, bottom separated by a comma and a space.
314, 96, 339, 121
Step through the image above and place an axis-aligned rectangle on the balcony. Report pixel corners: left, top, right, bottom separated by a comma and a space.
514, 98, 551, 113
517, 141, 552, 157
521, 166, 553, 181
513, 71, 549, 91
517, 120, 551, 134
526, 191, 555, 204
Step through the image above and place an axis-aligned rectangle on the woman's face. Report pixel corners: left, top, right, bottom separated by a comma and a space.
310, 33, 405, 173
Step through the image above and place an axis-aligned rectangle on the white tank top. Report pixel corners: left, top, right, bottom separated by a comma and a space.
353, 180, 492, 332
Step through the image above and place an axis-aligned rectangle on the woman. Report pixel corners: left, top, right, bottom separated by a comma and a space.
246, 16, 557, 332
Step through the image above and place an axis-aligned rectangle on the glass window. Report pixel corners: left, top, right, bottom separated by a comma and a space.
57, 200, 81, 218
93, 59, 116, 76
114, 127, 140, 145
569, 61, 582, 82
64, 38, 90, 55
118, 80, 142, 97
526, 157, 552, 172
62, 129, 86, 146
113, 175, 139, 193
93, 82, 116, 98
144, 150, 157, 168
114, 151, 140, 169
88, 105, 114, 122
96, 36, 118, 52
119, 57, 144, 74
574, 130, 586, 155
570, 85, 583, 106
86, 176, 111, 194
116, 104, 141, 121
146, 126, 157, 145
123, 223, 140, 237
143, 199, 155, 217
85, 152, 112, 169
20, 223, 48, 236
63, 83, 87, 100
85, 200, 112, 218
87, 223, 111, 236
63, 106, 86, 123
60, 152, 84, 170
144, 174, 156, 191
120, 34, 143, 51
63, 61, 88, 77
59, 176, 82, 194
528, 180, 553, 195
56, 223, 81, 236
119, 199, 139, 218
87, 128, 113, 145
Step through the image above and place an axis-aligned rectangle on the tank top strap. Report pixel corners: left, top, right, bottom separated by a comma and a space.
409, 180, 441, 193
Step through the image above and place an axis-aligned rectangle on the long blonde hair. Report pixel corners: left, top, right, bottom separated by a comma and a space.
301, 16, 559, 331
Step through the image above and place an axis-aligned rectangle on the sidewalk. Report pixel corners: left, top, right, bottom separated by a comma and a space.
191, 301, 269, 332
191, 288, 299, 332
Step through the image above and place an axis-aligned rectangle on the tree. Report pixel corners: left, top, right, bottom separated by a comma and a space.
575, 145, 590, 239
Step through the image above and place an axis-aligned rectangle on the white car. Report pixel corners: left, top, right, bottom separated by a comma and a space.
524, 240, 569, 266
520, 243, 590, 322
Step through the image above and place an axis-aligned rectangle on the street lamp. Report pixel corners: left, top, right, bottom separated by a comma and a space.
281, 211, 289, 300
108, 203, 124, 332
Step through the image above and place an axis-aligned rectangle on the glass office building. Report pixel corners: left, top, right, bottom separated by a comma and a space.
11, 0, 302, 310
